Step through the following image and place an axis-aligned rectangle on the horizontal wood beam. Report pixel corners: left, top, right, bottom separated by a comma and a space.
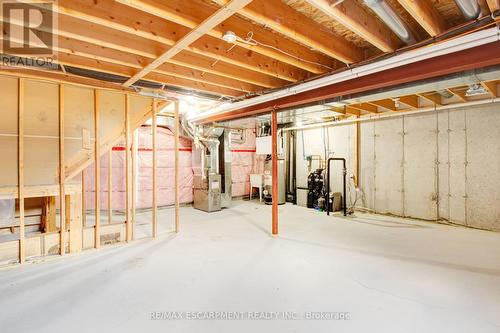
348, 103, 378, 113
121, 0, 254, 87
4, 26, 263, 95
56, 0, 305, 82
368, 99, 397, 111
212, 0, 362, 64
0, 67, 134, 92
55, 52, 244, 97
345, 106, 361, 116
304, 0, 400, 52
484, 0, 500, 12
397, 0, 446, 36
66, 45, 259, 93
117, 0, 339, 73
447, 88, 468, 102
398, 95, 419, 108
2, 9, 288, 89
481, 81, 498, 97
417, 92, 442, 105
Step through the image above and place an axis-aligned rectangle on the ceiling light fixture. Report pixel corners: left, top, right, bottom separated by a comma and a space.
222, 31, 238, 44
465, 83, 488, 97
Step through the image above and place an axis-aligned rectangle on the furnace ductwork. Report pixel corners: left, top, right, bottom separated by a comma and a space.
454, 0, 481, 20
364, 0, 414, 44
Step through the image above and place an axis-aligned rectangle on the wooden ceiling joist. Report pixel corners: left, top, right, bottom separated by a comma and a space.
446, 88, 468, 102
0, 68, 133, 92
212, 0, 363, 64
55, 0, 306, 82
116, 0, 338, 73
51, 15, 287, 88
5, 25, 259, 95
368, 99, 398, 111
56, 52, 245, 97
481, 81, 498, 98
484, 0, 500, 12
398, 95, 419, 108
349, 103, 378, 113
121, 0, 254, 87
345, 106, 361, 116
304, 0, 400, 53
397, 0, 446, 36
417, 92, 442, 105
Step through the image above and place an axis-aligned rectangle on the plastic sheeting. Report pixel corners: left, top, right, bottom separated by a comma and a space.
84, 125, 193, 210
231, 127, 265, 197
83, 124, 263, 209
0, 199, 15, 227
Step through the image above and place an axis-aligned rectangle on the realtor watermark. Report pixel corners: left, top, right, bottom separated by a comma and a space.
150, 311, 351, 321
1, 0, 57, 68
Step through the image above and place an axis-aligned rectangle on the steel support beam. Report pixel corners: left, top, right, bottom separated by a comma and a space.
202, 41, 500, 123
271, 110, 278, 236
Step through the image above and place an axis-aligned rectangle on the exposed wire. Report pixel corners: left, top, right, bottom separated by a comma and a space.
243, 31, 335, 71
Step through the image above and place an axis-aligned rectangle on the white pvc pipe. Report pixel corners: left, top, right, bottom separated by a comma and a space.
283, 98, 500, 131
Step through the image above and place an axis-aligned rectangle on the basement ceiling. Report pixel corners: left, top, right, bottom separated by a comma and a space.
2, 0, 498, 100
242, 69, 500, 127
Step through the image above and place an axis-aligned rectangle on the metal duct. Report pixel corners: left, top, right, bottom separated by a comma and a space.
364, 0, 414, 44
454, 0, 480, 20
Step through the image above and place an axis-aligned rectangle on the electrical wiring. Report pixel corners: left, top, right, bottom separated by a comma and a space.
242, 31, 335, 71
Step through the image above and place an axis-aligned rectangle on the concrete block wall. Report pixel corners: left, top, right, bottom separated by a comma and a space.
297, 103, 500, 231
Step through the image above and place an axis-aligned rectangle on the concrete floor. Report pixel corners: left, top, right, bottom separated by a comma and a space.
1, 200, 500, 333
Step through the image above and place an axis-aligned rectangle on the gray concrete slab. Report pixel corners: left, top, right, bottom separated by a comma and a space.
1, 201, 500, 333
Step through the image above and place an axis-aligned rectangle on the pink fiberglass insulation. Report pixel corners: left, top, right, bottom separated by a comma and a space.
230, 127, 266, 197
83, 123, 264, 210
83, 125, 193, 211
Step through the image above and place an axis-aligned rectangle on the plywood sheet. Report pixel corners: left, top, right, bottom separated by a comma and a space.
0, 137, 18, 187
25, 236, 42, 258
24, 137, 59, 186
0, 240, 18, 264
129, 94, 153, 125
0, 76, 18, 135
403, 113, 438, 220
24, 80, 58, 136
99, 90, 125, 144
64, 85, 95, 186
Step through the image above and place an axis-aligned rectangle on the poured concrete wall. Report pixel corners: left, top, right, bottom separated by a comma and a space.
298, 103, 500, 231
296, 125, 356, 199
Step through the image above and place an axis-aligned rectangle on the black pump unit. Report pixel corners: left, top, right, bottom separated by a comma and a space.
307, 169, 324, 209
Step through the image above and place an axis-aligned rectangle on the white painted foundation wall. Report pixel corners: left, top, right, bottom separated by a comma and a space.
297, 103, 500, 231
